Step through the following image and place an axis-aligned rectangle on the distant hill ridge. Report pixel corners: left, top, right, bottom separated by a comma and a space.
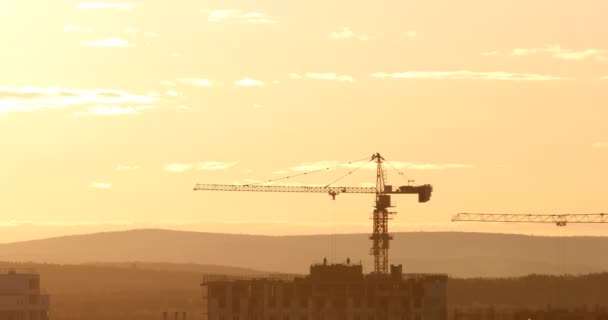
1, 229, 607, 278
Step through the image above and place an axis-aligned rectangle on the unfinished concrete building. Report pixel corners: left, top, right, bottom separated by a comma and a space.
202, 262, 447, 320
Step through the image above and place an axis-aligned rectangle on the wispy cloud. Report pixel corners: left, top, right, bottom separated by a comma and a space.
164, 163, 193, 173
124, 28, 159, 38
176, 78, 213, 87
235, 78, 265, 87
287, 160, 472, 172
76, 106, 141, 116
81, 38, 131, 47
592, 142, 608, 148
164, 162, 238, 173
89, 106, 139, 116
63, 25, 94, 33
371, 71, 563, 81
197, 162, 238, 170
481, 51, 500, 56
90, 182, 112, 189
0, 86, 158, 114
288, 73, 355, 82
204, 9, 277, 24
328, 27, 371, 41
601, 76, 608, 80
386, 162, 474, 170
0, 220, 136, 227
77, 2, 136, 11
116, 164, 139, 171
509, 45, 607, 61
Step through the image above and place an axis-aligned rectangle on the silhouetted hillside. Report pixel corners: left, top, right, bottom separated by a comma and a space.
1, 229, 607, 277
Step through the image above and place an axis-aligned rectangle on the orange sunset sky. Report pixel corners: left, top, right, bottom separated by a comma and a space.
1, 0, 607, 242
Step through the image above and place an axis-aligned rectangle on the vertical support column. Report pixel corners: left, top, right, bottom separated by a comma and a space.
370, 152, 392, 275
201, 283, 209, 320
371, 196, 392, 274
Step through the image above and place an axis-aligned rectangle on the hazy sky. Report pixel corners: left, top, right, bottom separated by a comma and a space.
1, 0, 607, 242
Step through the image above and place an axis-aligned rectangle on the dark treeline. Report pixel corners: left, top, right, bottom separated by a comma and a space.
449, 273, 608, 308
3, 262, 608, 320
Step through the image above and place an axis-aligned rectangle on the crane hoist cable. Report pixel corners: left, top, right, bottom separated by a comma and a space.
244, 156, 372, 187
324, 159, 374, 187
384, 160, 420, 188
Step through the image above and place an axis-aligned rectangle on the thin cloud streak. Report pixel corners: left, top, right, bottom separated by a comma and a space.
0, 220, 135, 227
371, 71, 563, 81
197, 162, 238, 171
592, 142, 608, 148
164, 163, 193, 173
77, 2, 136, 11
81, 38, 131, 47
164, 162, 238, 173
289, 73, 355, 82
84, 106, 138, 116
76, 106, 144, 116
63, 25, 94, 33
328, 27, 370, 41
235, 78, 265, 87
116, 164, 139, 171
287, 160, 473, 172
0, 86, 158, 113
204, 9, 278, 24
481, 51, 500, 56
510, 45, 607, 61
176, 78, 213, 87
90, 182, 112, 189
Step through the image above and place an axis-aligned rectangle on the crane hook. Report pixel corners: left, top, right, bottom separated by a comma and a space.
328, 191, 338, 200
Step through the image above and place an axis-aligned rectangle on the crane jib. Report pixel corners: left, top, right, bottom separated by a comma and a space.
194, 184, 432, 203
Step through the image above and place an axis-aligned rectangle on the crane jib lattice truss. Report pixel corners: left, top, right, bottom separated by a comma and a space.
452, 213, 608, 227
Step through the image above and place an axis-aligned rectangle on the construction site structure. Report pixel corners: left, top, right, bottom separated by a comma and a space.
452, 213, 608, 227
0, 269, 50, 320
195, 153, 433, 275
202, 260, 447, 320
162, 310, 189, 320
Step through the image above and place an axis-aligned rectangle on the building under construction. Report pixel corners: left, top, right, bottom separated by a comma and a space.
202, 262, 447, 320
197, 154, 446, 320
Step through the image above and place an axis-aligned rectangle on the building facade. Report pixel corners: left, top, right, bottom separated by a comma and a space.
0, 269, 50, 320
452, 307, 608, 320
202, 262, 447, 320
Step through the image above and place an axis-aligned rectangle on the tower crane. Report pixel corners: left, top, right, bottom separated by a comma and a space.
194, 153, 433, 275
452, 213, 608, 227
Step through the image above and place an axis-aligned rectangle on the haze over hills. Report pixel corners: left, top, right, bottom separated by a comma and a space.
1, 229, 607, 278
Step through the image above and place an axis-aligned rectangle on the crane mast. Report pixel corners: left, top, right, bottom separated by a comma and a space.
194, 153, 433, 275
371, 153, 392, 274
